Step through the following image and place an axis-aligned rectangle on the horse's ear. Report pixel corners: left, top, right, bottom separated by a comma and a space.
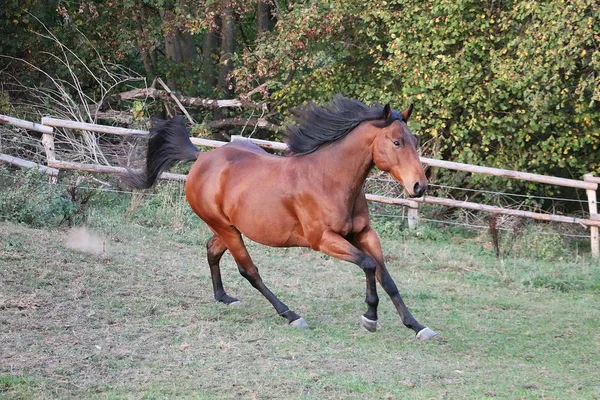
402, 104, 414, 121
383, 104, 392, 121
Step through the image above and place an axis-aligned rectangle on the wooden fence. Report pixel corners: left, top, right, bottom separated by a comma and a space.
1, 113, 599, 257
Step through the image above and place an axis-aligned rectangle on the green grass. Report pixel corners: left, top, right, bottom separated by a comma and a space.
1, 194, 599, 399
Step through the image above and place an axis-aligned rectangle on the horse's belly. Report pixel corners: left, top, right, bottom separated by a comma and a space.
242, 226, 310, 248
230, 202, 310, 248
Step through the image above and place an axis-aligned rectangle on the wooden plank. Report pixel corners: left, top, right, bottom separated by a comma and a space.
590, 225, 599, 257
414, 195, 600, 227
0, 114, 54, 134
190, 137, 228, 148
231, 135, 288, 151
584, 175, 599, 256
48, 160, 187, 182
584, 174, 600, 184
40, 116, 226, 148
368, 193, 600, 228
42, 116, 148, 136
365, 193, 418, 208
421, 157, 597, 191
0, 153, 59, 176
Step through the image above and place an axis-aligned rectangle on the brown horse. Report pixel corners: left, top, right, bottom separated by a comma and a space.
126, 96, 436, 340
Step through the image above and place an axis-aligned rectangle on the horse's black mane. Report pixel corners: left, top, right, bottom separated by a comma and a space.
285, 95, 402, 155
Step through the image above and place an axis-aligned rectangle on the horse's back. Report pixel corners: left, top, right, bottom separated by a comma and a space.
187, 141, 275, 196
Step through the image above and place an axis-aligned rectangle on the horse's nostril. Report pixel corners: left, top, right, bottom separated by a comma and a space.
413, 182, 427, 197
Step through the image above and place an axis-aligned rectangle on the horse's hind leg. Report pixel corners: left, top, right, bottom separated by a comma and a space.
215, 227, 308, 328
207, 235, 239, 305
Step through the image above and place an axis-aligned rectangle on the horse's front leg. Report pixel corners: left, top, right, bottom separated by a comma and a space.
351, 227, 437, 340
317, 230, 380, 331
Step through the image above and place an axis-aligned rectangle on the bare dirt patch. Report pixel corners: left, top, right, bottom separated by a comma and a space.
65, 226, 106, 255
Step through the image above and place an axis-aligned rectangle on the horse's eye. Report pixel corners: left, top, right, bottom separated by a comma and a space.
393, 140, 402, 147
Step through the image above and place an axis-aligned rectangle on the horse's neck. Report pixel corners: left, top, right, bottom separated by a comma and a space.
309, 123, 375, 193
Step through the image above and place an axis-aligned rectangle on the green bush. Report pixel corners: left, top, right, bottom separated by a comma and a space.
0, 168, 79, 227
236, 0, 599, 201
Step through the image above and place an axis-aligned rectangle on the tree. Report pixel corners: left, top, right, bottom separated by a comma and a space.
218, 1, 236, 98
234, 0, 600, 200
1, 0, 598, 201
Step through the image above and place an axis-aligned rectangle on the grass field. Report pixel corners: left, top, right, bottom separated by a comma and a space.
1, 188, 599, 399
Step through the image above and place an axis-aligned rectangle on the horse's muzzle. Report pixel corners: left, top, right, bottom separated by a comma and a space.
410, 181, 427, 198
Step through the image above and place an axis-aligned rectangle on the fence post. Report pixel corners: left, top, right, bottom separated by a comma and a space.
41, 132, 57, 183
584, 174, 599, 258
407, 205, 419, 230
0, 114, 58, 183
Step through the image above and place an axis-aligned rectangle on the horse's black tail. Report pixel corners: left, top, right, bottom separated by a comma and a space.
124, 116, 200, 189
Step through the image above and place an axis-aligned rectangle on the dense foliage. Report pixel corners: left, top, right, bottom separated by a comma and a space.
1, 0, 599, 199
238, 0, 600, 193
0, 168, 78, 227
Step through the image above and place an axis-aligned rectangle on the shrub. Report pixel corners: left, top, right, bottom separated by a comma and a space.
236, 0, 599, 202
0, 168, 79, 227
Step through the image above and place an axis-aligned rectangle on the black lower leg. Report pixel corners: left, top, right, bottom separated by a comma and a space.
378, 268, 425, 334
236, 263, 301, 324
207, 236, 238, 304
363, 273, 379, 322
358, 255, 379, 322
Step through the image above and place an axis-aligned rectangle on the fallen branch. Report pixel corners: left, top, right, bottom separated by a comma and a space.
242, 82, 268, 100
113, 87, 267, 111
206, 117, 278, 131
156, 77, 194, 124
86, 106, 136, 125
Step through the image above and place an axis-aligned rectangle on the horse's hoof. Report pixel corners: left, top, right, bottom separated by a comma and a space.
216, 294, 240, 305
289, 317, 309, 329
361, 315, 378, 332
416, 327, 437, 341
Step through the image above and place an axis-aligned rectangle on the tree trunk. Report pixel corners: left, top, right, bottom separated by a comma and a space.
257, 0, 270, 35
218, 2, 235, 98
202, 29, 218, 88
133, 1, 157, 78
178, 30, 197, 62
160, 8, 183, 90
164, 31, 183, 63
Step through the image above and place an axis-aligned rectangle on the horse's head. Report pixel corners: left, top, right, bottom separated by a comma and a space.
372, 104, 427, 198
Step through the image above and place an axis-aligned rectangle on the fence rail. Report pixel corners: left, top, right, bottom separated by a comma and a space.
420, 157, 596, 191
1, 113, 598, 256
0, 153, 59, 177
